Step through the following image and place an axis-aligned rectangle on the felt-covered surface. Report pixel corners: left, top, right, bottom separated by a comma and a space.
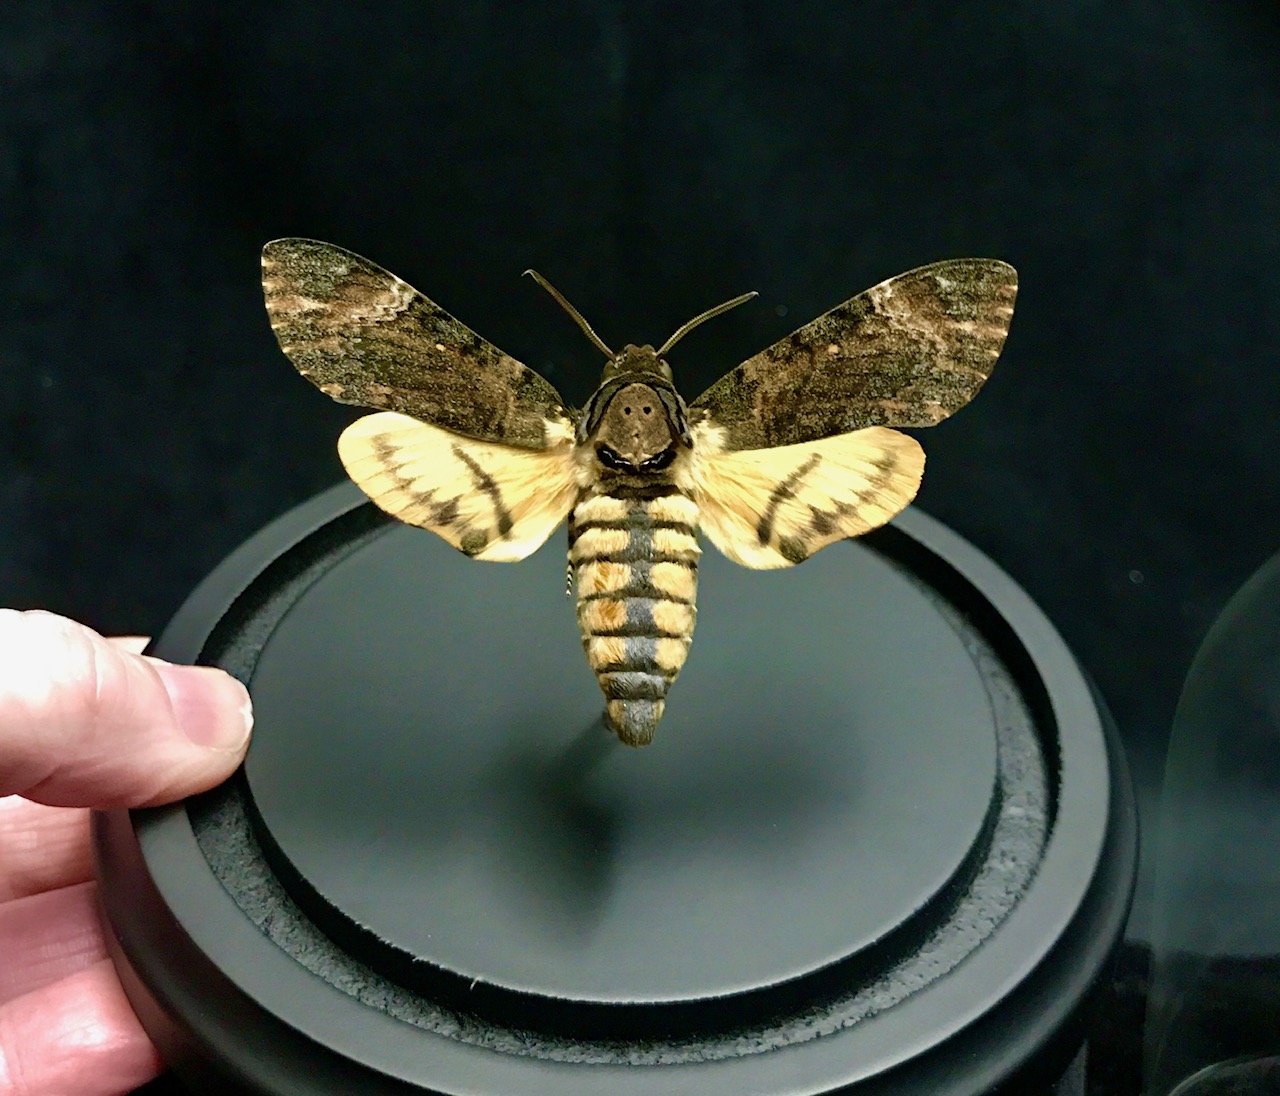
176, 514, 1054, 1064
3, 6, 1279, 1090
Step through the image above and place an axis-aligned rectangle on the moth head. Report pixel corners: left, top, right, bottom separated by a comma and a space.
524, 270, 758, 456
601, 343, 674, 384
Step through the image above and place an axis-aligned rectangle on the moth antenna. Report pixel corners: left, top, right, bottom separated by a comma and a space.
524, 270, 614, 358
657, 290, 759, 357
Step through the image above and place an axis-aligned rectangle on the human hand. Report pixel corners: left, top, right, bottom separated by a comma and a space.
0, 609, 252, 1096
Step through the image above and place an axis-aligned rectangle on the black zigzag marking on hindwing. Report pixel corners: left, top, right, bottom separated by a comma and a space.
756, 454, 822, 546
450, 444, 514, 536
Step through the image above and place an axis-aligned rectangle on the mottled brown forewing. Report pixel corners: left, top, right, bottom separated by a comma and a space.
262, 239, 568, 449
690, 259, 1017, 450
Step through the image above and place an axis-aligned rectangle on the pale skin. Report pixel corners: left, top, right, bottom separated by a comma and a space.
0, 609, 252, 1096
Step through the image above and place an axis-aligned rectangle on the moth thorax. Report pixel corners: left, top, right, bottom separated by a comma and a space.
593, 383, 677, 469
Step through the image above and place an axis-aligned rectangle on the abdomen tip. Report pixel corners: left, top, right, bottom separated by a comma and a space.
606, 699, 665, 747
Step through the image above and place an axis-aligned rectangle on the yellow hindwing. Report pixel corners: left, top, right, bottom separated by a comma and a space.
690, 425, 925, 569
337, 411, 580, 561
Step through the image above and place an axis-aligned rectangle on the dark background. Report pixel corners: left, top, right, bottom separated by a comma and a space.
3, 0, 1279, 964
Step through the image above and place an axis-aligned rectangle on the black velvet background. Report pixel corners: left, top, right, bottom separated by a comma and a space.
2, 7, 1279, 1082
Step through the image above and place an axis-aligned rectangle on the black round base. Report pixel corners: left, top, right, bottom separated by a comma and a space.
93, 483, 1136, 1095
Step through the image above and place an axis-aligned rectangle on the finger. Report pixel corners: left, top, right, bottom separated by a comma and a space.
0, 882, 105, 1005
0, 610, 253, 808
106, 636, 151, 656
0, 959, 163, 1096
0, 798, 92, 901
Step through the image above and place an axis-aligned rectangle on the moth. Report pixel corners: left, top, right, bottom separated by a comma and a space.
262, 239, 1016, 747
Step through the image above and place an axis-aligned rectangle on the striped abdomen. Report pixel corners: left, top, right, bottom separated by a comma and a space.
569, 490, 700, 746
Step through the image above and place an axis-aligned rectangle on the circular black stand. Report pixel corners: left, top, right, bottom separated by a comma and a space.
93, 483, 1136, 1095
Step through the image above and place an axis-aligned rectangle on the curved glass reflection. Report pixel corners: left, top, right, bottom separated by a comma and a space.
1145, 551, 1280, 1094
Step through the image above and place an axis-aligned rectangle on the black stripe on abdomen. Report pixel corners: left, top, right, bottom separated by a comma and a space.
570, 491, 700, 746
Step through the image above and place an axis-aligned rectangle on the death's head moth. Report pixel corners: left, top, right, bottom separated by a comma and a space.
263, 239, 1017, 747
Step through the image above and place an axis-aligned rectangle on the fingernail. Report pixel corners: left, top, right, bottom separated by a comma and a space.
108, 635, 153, 655
154, 664, 254, 751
